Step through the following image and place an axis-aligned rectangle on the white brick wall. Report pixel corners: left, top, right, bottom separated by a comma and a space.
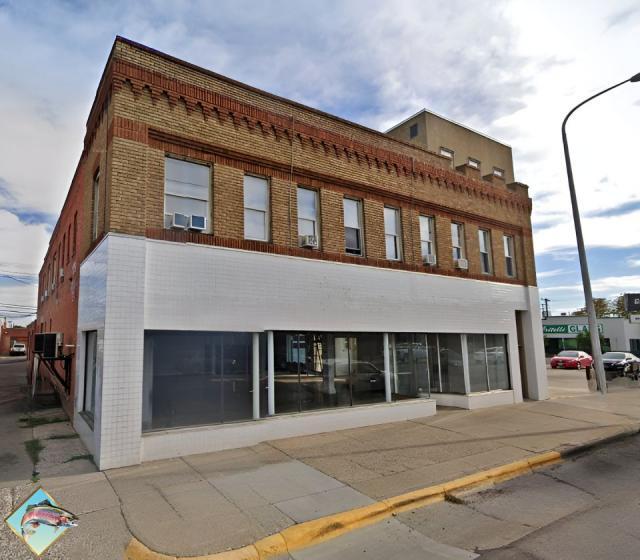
77, 233, 547, 468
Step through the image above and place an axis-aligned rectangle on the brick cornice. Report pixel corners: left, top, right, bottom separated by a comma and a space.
146, 228, 529, 287
138, 124, 530, 237
109, 57, 532, 214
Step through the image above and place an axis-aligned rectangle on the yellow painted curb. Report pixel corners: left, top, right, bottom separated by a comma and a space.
254, 534, 287, 558
124, 450, 563, 560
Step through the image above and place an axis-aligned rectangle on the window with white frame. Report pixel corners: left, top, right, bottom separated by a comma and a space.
384, 207, 402, 261
493, 167, 505, 178
468, 157, 480, 169
164, 157, 210, 231
244, 175, 270, 241
504, 235, 516, 277
91, 169, 100, 240
419, 215, 436, 261
478, 229, 493, 274
297, 187, 318, 245
344, 198, 363, 256
451, 222, 465, 261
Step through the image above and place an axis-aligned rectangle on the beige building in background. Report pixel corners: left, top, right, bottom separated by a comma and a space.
387, 109, 515, 184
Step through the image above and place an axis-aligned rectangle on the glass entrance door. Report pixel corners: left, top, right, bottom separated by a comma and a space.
392, 333, 430, 399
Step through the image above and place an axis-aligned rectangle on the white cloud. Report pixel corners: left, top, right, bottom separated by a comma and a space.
537, 268, 567, 279
626, 257, 640, 268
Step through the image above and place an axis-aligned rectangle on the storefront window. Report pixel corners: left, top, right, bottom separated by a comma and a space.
486, 334, 510, 390
467, 334, 489, 392
392, 333, 430, 399
439, 334, 466, 394
142, 331, 254, 431
273, 332, 385, 412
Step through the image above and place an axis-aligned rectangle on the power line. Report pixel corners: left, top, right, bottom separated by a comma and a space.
0, 274, 34, 285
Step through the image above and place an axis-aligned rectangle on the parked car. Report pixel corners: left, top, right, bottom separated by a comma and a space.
9, 342, 26, 356
601, 352, 640, 379
550, 350, 593, 370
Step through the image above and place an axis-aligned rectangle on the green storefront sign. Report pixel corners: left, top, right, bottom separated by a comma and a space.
543, 323, 603, 335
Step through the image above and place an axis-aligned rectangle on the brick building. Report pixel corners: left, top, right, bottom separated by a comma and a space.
0, 325, 29, 356
35, 37, 547, 469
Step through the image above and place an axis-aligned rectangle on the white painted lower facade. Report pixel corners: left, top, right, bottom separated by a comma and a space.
74, 234, 548, 469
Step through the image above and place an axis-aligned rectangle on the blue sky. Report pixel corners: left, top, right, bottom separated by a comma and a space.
0, 0, 639, 323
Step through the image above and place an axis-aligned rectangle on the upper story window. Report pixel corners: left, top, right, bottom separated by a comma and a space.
343, 198, 363, 256
451, 222, 465, 261
504, 235, 516, 277
419, 215, 436, 263
164, 157, 210, 232
72, 212, 77, 256
91, 169, 100, 241
440, 147, 454, 159
468, 157, 481, 169
297, 187, 319, 247
478, 229, 493, 274
244, 175, 269, 241
409, 123, 419, 139
493, 167, 505, 178
384, 207, 402, 261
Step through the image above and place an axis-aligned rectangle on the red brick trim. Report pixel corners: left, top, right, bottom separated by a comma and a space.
140, 125, 530, 238
146, 228, 528, 286
110, 57, 531, 213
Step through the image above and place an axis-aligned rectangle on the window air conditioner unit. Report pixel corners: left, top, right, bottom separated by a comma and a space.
171, 213, 189, 229
44, 289, 48, 298
59, 267, 64, 280
422, 254, 437, 266
34, 332, 63, 358
456, 258, 469, 270
188, 215, 207, 231
300, 235, 318, 248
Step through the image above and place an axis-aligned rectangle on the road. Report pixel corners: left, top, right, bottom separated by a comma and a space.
282, 368, 640, 560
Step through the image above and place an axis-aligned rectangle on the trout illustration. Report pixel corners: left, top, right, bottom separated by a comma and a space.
20, 499, 78, 541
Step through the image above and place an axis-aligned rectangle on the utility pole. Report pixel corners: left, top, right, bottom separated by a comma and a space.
541, 298, 551, 320
561, 71, 640, 395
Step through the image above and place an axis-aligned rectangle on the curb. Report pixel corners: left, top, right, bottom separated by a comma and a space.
558, 426, 640, 459
124, 449, 563, 560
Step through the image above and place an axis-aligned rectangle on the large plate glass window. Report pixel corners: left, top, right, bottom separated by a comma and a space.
451, 222, 465, 261
465, 334, 510, 392
244, 175, 270, 241
83, 330, 98, 423
164, 158, 210, 231
504, 235, 516, 277
344, 198, 363, 256
142, 331, 256, 431
419, 215, 436, 261
297, 187, 318, 245
478, 229, 493, 274
384, 207, 402, 261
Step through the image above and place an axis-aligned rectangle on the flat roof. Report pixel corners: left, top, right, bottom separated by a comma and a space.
385, 108, 512, 149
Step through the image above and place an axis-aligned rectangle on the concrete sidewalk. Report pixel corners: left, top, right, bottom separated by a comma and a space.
3, 366, 640, 558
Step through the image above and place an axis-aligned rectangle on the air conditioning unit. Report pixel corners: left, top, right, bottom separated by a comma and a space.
59, 267, 64, 280
456, 258, 469, 270
188, 215, 207, 231
44, 289, 48, 298
422, 254, 437, 266
34, 333, 63, 359
171, 213, 189, 229
300, 235, 318, 248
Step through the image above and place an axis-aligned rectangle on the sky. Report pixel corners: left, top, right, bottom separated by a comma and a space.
0, 0, 639, 324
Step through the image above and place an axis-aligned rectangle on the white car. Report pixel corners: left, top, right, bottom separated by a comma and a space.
10, 342, 26, 356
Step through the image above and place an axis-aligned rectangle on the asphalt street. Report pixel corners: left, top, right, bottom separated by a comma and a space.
281, 369, 640, 560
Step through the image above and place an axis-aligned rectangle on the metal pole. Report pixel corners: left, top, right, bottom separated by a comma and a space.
561, 73, 640, 394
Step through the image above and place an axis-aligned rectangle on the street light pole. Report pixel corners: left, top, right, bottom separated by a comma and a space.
561, 72, 640, 395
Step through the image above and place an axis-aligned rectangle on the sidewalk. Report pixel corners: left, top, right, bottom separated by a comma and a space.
2, 365, 640, 559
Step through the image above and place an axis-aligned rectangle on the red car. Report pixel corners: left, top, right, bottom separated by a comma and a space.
550, 350, 593, 370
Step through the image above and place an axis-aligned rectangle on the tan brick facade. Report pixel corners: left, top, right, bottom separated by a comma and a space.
35, 36, 541, 414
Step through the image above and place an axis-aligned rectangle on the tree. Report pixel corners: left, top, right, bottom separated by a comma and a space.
571, 298, 610, 318
608, 294, 628, 318
576, 329, 607, 354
